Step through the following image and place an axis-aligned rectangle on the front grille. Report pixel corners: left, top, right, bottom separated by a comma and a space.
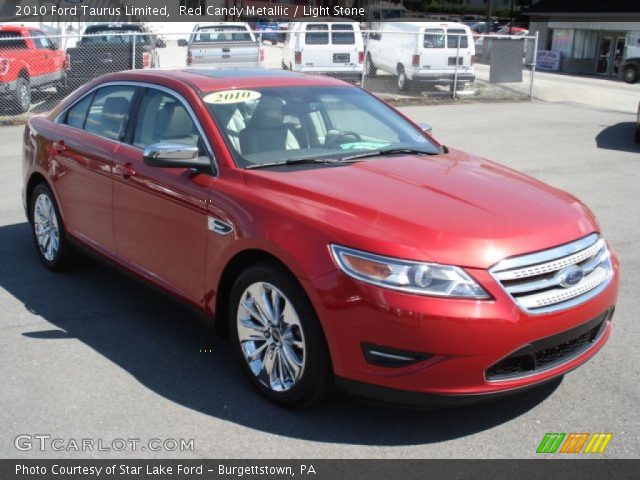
486, 309, 612, 381
489, 234, 612, 314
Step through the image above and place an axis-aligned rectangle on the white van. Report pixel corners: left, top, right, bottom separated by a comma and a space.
366, 22, 475, 91
187, 22, 261, 68
282, 20, 364, 77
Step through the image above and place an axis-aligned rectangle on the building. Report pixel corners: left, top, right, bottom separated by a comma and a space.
525, 0, 640, 77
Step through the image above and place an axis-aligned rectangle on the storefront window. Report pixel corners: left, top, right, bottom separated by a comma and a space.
573, 30, 598, 59
552, 29, 574, 57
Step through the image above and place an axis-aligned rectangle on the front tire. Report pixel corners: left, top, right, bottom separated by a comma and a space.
397, 67, 412, 92
623, 65, 638, 84
29, 183, 75, 271
365, 53, 377, 77
229, 261, 333, 407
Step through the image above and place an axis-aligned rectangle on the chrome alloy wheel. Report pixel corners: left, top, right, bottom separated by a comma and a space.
236, 282, 306, 392
33, 193, 60, 262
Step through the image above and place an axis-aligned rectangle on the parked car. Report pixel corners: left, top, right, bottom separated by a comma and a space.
469, 21, 500, 34
66, 23, 160, 88
366, 22, 476, 91
636, 101, 640, 143
256, 22, 282, 45
621, 32, 640, 84
23, 69, 619, 407
0, 25, 69, 113
187, 23, 261, 68
495, 26, 529, 36
282, 20, 364, 77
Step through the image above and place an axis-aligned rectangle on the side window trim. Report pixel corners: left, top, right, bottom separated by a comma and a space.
55, 81, 218, 176
123, 87, 146, 145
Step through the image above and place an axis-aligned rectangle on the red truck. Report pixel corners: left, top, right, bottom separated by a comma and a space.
0, 25, 69, 113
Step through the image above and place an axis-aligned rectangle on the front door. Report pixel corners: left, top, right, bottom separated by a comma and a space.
596, 36, 612, 75
112, 87, 211, 305
613, 36, 626, 76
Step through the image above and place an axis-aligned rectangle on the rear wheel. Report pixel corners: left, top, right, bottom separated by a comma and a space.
29, 183, 75, 271
397, 67, 411, 92
11, 77, 31, 113
365, 53, 377, 77
55, 73, 69, 96
229, 261, 333, 407
623, 65, 638, 84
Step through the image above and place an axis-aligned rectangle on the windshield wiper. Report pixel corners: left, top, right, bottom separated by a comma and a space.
340, 148, 439, 162
245, 157, 344, 170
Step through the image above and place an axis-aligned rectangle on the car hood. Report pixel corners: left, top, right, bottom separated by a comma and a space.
243, 149, 598, 269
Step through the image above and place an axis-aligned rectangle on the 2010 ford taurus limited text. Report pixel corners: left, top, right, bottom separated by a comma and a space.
22, 69, 619, 407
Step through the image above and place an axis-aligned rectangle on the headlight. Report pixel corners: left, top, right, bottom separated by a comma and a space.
330, 245, 490, 299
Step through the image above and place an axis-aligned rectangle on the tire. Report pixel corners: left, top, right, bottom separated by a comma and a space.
635, 125, 640, 144
365, 53, 377, 77
450, 82, 466, 92
228, 260, 333, 407
11, 77, 31, 114
55, 73, 69, 96
623, 65, 638, 84
397, 67, 411, 92
29, 183, 75, 271
281, 60, 287, 70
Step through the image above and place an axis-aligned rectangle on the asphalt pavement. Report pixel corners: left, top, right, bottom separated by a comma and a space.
0, 99, 638, 459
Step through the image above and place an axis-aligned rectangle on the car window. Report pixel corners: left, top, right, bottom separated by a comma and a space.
65, 93, 93, 130
446, 29, 469, 48
30, 31, 52, 49
305, 24, 328, 45
424, 29, 445, 49
0, 32, 27, 49
82, 29, 149, 45
133, 89, 202, 151
84, 86, 136, 141
192, 26, 253, 43
332, 25, 355, 45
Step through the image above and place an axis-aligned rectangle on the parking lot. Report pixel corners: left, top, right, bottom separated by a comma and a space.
1, 96, 638, 458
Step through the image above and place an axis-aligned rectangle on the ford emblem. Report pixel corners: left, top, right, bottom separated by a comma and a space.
556, 265, 584, 288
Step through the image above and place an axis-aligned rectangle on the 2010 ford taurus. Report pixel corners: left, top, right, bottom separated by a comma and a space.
22, 69, 619, 407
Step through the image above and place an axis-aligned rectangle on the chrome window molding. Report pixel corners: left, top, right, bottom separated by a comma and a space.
489, 234, 613, 315
54, 80, 219, 176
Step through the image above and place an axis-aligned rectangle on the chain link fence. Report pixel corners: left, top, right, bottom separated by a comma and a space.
0, 26, 537, 124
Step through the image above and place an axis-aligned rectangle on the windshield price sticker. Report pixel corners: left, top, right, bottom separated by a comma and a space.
204, 90, 261, 104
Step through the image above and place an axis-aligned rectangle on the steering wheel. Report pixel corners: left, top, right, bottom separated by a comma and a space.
325, 130, 362, 148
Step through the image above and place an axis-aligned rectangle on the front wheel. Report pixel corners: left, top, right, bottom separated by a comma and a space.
365, 54, 377, 77
29, 183, 75, 271
623, 65, 638, 84
229, 261, 333, 407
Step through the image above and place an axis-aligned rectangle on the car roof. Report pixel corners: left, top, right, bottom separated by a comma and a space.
99, 69, 351, 91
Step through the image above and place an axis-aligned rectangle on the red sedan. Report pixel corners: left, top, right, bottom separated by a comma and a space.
22, 69, 618, 407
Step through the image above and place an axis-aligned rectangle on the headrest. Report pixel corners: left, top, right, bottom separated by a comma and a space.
250, 96, 285, 129
102, 97, 129, 118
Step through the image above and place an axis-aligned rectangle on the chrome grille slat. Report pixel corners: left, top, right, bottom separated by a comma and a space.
489, 235, 612, 314
493, 239, 605, 280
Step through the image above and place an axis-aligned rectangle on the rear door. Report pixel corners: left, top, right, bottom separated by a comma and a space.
444, 28, 473, 73
420, 28, 447, 72
112, 87, 211, 304
330, 24, 360, 68
49, 85, 137, 254
300, 24, 330, 68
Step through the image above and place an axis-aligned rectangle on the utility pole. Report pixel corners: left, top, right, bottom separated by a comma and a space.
484, 0, 493, 34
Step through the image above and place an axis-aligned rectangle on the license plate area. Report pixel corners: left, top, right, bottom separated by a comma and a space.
333, 53, 350, 63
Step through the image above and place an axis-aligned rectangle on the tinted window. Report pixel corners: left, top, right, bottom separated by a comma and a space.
81, 29, 149, 45
332, 25, 355, 45
133, 89, 202, 150
84, 86, 136, 141
305, 24, 328, 45
424, 29, 445, 48
0, 32, 27, 49
447, 29, 469, 48
65, 94, 93, 129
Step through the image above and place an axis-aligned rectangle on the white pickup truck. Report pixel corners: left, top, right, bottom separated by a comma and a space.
187, 23, 261, 68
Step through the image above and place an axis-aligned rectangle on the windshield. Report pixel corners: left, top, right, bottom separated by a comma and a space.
82, 29, 150, 45
203, 86, 440, 169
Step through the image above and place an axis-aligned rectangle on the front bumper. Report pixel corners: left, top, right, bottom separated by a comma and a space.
303, 253, 619, 402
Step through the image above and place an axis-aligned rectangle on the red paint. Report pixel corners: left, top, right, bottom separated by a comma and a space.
23, 70, 618, 399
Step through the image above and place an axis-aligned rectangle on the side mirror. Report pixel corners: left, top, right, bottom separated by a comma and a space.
143, 143, 211, 169
417, 122, 433, 133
